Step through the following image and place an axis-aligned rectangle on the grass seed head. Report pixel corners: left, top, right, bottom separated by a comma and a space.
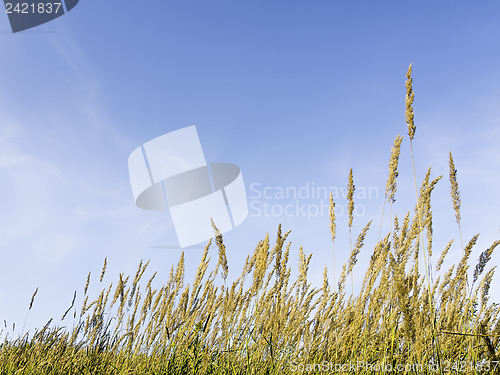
405, 63, 416, 140
347, 169, 355, 228
449, 152, 462, 226
386, 135, 403, 203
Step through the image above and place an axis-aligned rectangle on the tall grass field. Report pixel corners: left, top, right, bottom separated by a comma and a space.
1, 65, 499, 374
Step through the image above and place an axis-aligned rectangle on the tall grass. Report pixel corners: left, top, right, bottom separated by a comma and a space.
1, 65, 499, 374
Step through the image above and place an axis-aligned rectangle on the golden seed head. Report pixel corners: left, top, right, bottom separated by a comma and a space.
386, 135, 403, 203
100, 257, 107, 283
211, 219, 228, 281
347, 169, 355, 228
329, 193, 336, 242
405, 63, 416, 141
29, 287, 38, 310
449, 152, 461, 226
84, 272, 91, 295
347, 221, 372, 275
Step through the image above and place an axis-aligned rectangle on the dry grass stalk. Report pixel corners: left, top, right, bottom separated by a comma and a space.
405, 63, 416, 140
347, 168, 355, 229
100, 257, 107, 283
211, 219, 228, 282
329, 193, 336, 285
386, 135, 403, 204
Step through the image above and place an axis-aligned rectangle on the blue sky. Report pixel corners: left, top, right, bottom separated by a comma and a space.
0, 1, 499, 335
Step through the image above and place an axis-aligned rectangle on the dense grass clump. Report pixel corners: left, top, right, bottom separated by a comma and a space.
1, 65, 499, 374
